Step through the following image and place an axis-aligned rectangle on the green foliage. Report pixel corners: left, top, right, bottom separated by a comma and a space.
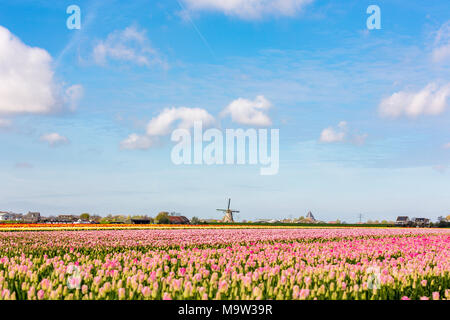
98, 214, 129, 224
80, 213, 90, 220
90, 215, 102, 223
191, 216, 201, 225
155, 212, 169, 224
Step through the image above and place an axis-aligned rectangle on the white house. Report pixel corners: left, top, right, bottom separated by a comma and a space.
0, 212, 12, 221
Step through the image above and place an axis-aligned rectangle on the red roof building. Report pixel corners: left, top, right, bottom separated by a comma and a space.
168, 216, 190, 224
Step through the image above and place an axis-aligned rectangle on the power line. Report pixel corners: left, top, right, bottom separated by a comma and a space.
358, 213, 363, 223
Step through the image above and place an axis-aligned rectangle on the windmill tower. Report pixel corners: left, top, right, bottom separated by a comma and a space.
216, 198, 239, 223
306, 211, 316, 221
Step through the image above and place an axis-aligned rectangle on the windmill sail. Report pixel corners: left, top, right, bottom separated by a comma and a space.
216, 198, 239, 222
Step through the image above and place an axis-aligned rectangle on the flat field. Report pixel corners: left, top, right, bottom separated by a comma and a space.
0, 226, 449, 300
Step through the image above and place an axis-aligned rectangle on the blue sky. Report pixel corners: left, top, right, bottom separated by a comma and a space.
0, 0, 449, 222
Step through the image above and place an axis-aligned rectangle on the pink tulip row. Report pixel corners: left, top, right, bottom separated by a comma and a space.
0, 227, 448, 249
0, 228, 449, 300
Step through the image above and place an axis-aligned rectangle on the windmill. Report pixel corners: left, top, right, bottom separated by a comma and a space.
216, 198, 239, 223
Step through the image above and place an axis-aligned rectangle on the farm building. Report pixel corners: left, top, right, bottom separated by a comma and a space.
168, 216, 190, 224
131, 218, 151, 224
395, 216, 411, 226
0, 212, 12, 221
0, 212, 23, 221
23, 212, 41, 223
412, 218, 431, 227
56, 215, 79, 223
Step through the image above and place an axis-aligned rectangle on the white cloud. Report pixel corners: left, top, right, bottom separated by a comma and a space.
352, 133, 368, 146
147, 107, 215, 135
432, 45, 450, 63
378, 83, 450, 118
120, 134, 155, 150
443, 142, 450, 149
120, 107, 215, 150
432, 164, 447, 174
93, 25, 165, 67
221, 95, 272, 126
40, 133, 70, 147
432, 21, 450, 63
0, 118, 11, 128
15, 162, 33, 169
319, 121, 347, 143
64, 84, 84, 112
181, 0, 313, 20
0, 25, 83, 115
319, 121, 367, 145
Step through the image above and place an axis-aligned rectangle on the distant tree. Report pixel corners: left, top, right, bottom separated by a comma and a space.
113, 215, 127, 223
446, 215, 450, 222
90, 215, 102, 222
299, 216, 305, 220
123, 215, 132, 224
98, 214, 113, 224
381, 220, 388, 224
155, 211, 170, 224
335, 219, 341, 224
80, 213, 90, 220
436, 216, 450, 228
191, 216, 201, 224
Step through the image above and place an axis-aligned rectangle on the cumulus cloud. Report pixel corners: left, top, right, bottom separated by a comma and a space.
0, 26, 83, 116
432, 21, 450, 63
319, 121, 347, 143
319, 121, 367, 145
146, 107, 215, 135
120, 134, 155, 150
378, 83, 450, 118
120, 107, 215, 150
93, 25, 165, 67
40, 133, 70, 147
181, 0, 313, 20
221, 95, 272, 126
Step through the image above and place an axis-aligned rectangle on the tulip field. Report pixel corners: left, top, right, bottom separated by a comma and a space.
0, 227, 449, 300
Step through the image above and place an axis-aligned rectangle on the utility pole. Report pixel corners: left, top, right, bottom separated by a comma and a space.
358, 213, 363, 224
